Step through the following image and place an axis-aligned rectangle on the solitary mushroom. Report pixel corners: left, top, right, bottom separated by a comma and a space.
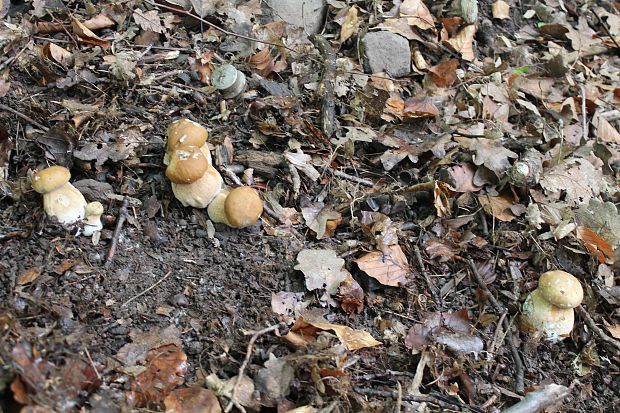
521, 270, 584, 342
83, 201, 104, 236
165, 119, 211, 165
166, 145, 223, 208
31, 165, 87, 225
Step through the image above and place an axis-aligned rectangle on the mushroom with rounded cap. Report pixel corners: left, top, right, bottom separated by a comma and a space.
83, 201, 104, 236
31, 165, 87, 225
165, 118, 211, 165
166, 146, 223, 208
224, 186, 263, 228
521, 270, 584, 342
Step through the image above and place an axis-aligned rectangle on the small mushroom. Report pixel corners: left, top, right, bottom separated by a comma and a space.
31, 165, 87, 225
521, 270, 584, 341
83, 201, 104, 236
165, 119, 211, 165
207, 188, 231, 226
166, 146, 223, 208
224, 186, 263, 228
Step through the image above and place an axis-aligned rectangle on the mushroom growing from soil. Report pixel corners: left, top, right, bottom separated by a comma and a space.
166, 145, 223, 208
207, 186, 263, 228
521, 270, 584, 342
31, 165, 87, 225
83, 201, 104, 236
165, 118, 211, 165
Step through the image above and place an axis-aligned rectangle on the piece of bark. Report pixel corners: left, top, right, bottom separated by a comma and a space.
503, 384, 569, 413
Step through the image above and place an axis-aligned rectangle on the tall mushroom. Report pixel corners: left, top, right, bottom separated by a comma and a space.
165, 118, 211, 165
166, 145, 223, 208
521, 270, 584, 342
31, 165, 87, 225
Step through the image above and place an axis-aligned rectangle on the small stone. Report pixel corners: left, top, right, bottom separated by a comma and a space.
170, 293, 189, 307
264, 0, 326, 34
362, 32, 411, 77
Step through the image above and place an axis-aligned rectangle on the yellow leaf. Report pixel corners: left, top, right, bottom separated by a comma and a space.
339, 6, 359, 43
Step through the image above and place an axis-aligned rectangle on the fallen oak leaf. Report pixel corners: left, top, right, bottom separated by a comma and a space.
301, 203, 341, 239
294, 249, 347, 296
71, 17, 109, 47
444, 24, 476, 61
478, 194, 519, 222
354, 244, 410, 287
576, 226, 615, 265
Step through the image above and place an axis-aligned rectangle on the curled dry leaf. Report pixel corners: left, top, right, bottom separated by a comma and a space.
403, 97, 439, 118
444, 163, 481, 193
430, 59, 459, 88
338, 272, 364, 316
292, 310, 381, 351
339, 6, 359, 43
576, 226, 615, 265
271, 292, 309, 324
400, 0, 435, 31
17, 266, 43, 285
42, 43, 73, 67
424, 239, 458, 262
71, 18, 109, 47
478, 194, 517, 222
492, 0, 510, 19
301, 202, 342, 239
405, 309, 482, 355
354, 244, 409, 287
445, 24, 476, 61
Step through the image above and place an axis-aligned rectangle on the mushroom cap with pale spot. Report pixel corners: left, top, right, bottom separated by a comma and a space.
31, 166, 71, 194
167, 118, 208, 151
166, 146, 210, 184
171, 164, 223, 208
538, 270, 583, 309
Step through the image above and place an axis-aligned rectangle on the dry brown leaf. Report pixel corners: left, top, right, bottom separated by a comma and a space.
250, 48, 283, 77
164, 386, 221, 413
539, 158, 605, 206
301, 203, 341, 239
403, 97, 439, 118
354, 244, 409, 287
42, 43, 73, 66
271, 292, 309, 324
445, 24, 476, 61
424, 239, 459, 262
478, 194, 516, 222
492, 1, 510, 19
339, 6, 359, 43
604, 322, 620, 339
17, 267, 43, 285
292, 310, 381, 351
566, 16, 602, 52
400, 0, 435, 31
338, 272, 364, 316
433, 181, 452, 217
71, 18, 109, 47
376, 18, 426, 41
429, 59, 459, 88
445, 163, 481, 193
593, 113, 620, 143
576, 226, 615, 265
83, 13, 116, 30
133, 9, 164, 33
468, 137, 518, 176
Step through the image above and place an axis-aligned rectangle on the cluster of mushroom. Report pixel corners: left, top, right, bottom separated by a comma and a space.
164, 119, 263, 228
30, 165, 103, 236
520, 270, 584, 342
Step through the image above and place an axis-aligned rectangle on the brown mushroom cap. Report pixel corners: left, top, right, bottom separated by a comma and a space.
207, 188, 231, 225
167, 119, 209, 151
166, 146, 210, 184
538, 270, 583, 309
224, 186, 263, 228
171, 164, 223, 208
31, 166, 71, 194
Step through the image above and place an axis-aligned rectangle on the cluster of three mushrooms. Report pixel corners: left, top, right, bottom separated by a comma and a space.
164, 119, 263, 228
31, 165, 103, 235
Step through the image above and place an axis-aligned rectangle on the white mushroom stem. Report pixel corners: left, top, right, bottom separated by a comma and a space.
521, 289, 574, 342
83, 202, 104, 236
43, 182, 87, 225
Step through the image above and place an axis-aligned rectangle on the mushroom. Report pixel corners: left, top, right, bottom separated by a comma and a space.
83, 201, 104, 236
165, 118, 211, 165
521, 270, 584, 341
207, 188, 231, 226
224, 186, 263, 228
31, 165, 87, 225
166, 145, 223, 208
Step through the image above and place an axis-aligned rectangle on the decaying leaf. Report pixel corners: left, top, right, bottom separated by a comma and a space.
71, 17, 109, 47
354, 244, 409, 287
301, 203, 342, 239
17, 266, 43, 285
478, 194, 518, 222
116, 325, 183, 367
271, 292, 309, 324
492, 0, 510, 19
424, 239, 459, 262
339, 6, 359, 43
466, 138, 518, 176
255, 354, 294, 403
337, 272, 364, 316
405, 310, 482, 355
292, 310, 381, 351
539, 158, 606, 206
576, 226, 615, 265
429, 59, 459, 88
445, 24, 476, 61
400, 0, 435, 31
575, 199, 620, 246
164, 387, 221, 413
295, 249, 347, 296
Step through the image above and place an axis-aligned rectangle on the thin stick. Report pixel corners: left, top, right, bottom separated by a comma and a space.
104, 196, 129, 268
413, 245, 442, 309
581, 85, 588, 143
0, 103, 49, 132
224, 323, 286, 413
121, 271, 172, 307
468, 259, 524, 393
591, 10, 620, 52
331, 169, 374, 187
145, 0, 296, 52
575, 305, 620, 353
353, 386, 478, 412
309, 34, 336, 138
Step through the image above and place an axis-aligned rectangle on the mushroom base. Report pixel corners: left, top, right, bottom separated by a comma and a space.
43, 183, 87, 225
521, 289, 575, 342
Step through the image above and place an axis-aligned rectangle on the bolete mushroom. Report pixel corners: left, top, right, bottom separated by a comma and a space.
207, 188, 231, 226
83, 201, 104, 236
165, 118, 211, 165
166, 145, 223, 208
224, 186, 263, 228
521, 270, 584, 342
31, 165, 87, 225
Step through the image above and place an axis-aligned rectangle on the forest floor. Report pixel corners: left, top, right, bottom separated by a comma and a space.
1, 0, 620, 412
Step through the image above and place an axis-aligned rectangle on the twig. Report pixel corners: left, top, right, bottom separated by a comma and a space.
104, 196, 129, 268
144, 0, 296, 52
309, 34, 336, 138
121, 270, 172, 307
413, 245, 442, 309
353, 386, 477, 411
575, 305, 620, 353
581, 85, 588, 143
591, 10, 620, 53
502, 384, 570, 413
0, 103, 49, 132
468, 259, 524, 394
224, 323, 286, 413
331, 169, 374, 187
220, 166, 243, 186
